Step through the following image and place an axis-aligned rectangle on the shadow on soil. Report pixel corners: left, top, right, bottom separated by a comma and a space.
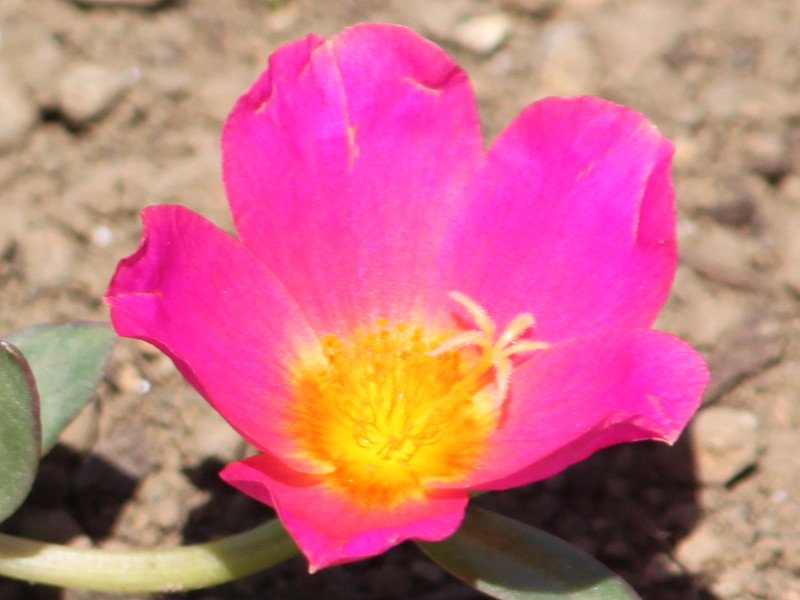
177, 438, 716, 600
0, 438, 716, 600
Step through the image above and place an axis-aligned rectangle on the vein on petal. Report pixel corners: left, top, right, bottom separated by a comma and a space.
645, 392, 679, 442
325, 38, 359, 171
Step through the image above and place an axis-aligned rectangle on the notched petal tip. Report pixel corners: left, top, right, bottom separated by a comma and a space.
106, 205, 212, 307
104, 209, 153, 303
332, 23, 469, 92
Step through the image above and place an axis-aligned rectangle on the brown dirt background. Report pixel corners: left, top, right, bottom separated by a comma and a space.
2, 0, 800, 599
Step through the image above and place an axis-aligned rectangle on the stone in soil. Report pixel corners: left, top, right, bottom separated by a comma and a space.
2, 21, 65, 110
673, 520, 723, 572
0, 65, 38, 152
742, 129, 791, 182
452, 13, 513, 56
691, 406, 760, 486
534, 20, 600, 97
701, 322, 784, 404
399, 0, 472, 41
589, 1, 685, 79
57, 63, 139, 127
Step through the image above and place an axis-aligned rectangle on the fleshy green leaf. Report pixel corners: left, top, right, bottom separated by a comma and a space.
419, 507, 642, 600
0, 341, 41, 523
6, 323, 116, 453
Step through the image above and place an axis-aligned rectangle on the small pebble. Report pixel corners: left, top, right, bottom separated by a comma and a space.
680, 221, 763, 285
692, 406, 760, 486
743, 130, 790, 182
0, 65, 38, 152
534, 20, 600, 96
770, 489, 788, 503
672, 134, 701, 170
115, 362, 152, 395
24, 225, 78, 288
656, 264, 748, 347
453, 13, 513, 56
674, 521, 722, 571
91, 225, 114, 247
699, 322, 784, 404
402, 0, 471, 40
703, 198, 756, 228
2, 22, 65, 109
589, 1, 685, 77
58, 63, 139, 127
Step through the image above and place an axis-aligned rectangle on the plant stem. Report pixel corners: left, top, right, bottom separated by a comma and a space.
0, 520, 298, 593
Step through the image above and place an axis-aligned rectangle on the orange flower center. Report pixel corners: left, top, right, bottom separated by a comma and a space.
285, 293, 548, 509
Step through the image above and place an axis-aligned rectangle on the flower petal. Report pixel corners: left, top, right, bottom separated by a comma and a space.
105, 205, 323, 472
439, 96, 676, 341
222, 23, 483, 333
433, 328, 707, 490
221, 453, 468, 570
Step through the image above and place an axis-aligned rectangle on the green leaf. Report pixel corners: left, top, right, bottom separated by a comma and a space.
419, 507, 642, 600
5, 323, 116, 453
0, 341, 41, 523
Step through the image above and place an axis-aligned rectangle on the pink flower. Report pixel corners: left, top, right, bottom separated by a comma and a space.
106, 24, 708, 571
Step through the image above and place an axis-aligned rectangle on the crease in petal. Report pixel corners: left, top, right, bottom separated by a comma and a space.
222, 23, 483, 334
438, 96, 677, 341
221, 454, 468, 571
105, 205, 325, 473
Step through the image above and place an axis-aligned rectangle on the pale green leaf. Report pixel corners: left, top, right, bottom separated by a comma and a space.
419, 507, 641, 600
0, 341, 41, 523
6, 323, 115, 453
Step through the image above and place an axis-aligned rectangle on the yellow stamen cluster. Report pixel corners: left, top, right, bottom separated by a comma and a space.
286, 293, 548, 508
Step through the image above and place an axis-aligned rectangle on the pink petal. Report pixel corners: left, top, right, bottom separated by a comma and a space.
438, 96, 677, 342
432, 328, 707, 490
221, 453, 468, 570
105, 205, 324, 472
222, 23, 483, 333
